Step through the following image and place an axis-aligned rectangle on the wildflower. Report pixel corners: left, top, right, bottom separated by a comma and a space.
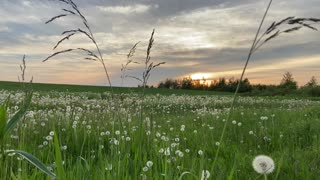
142, 166, 148, 172
249, 131, 254, 135
198, 150, 203, 156
215, 142, 220, 146
61, 145, 67, 151
252, 155, 275, 174
193, 130, 197, 134
46, 136, 53, 141
49, 129, 55, 135
232, 120, 237, 124
114, 139, 119, 145
164, 148, 170, 156
105, 164, 112, 171
146, 161, 153, 168
201, 170, 210, 180
260, 116, 268, 121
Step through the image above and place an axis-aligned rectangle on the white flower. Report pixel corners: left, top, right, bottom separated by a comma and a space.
252, 155, 275, 174
146, 161, 153, 168
46, 136, 53, 141
201, 170, 210, 180
232, 120, 237, 124
249, 131, 254, 135
198, 150, 203, 156
142, 166, 148, 172
164, 148, 170, 156
49, 131, 54, 136
215, 142, 220, 146
105, 164, 112, 171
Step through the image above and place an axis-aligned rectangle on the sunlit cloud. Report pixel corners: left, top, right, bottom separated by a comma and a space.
0, 0, 320, 86
97, 4, 158, 15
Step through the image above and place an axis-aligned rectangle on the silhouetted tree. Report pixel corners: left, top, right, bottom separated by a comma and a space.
181, 77, 193, 89
280, 72, 298, 90
305, 76, 318, 87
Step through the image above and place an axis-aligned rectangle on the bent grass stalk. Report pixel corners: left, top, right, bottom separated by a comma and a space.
211, 0, 320, 176
43, 0, 113, 94
211, 0, 273, 174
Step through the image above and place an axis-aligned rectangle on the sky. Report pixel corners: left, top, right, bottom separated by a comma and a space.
0, 0, 319, 87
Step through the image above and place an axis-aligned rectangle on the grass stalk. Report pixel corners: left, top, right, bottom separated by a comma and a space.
211, 0, 273, 174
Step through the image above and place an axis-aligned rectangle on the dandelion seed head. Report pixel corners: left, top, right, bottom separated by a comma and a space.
252, 155, 275, 174
201, 170, 210, 180
146, 161, 153, 168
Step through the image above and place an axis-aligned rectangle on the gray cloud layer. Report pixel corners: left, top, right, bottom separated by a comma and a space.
0, 0, 320, 86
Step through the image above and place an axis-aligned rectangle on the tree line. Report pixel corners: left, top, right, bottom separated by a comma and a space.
157, 72, 320, 97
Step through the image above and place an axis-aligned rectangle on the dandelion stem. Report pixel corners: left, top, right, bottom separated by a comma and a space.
211, 0, 273, 174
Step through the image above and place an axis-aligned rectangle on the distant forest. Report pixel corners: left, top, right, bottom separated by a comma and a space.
157, 72, 320, 97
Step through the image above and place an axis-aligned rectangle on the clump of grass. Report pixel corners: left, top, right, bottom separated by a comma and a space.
0, 56, 55, 178
43, 0, 113, 90
142, 29, 165, 92
120, 42, 141, 87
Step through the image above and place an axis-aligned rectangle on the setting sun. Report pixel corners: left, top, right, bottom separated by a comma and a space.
191, 73, 213, 80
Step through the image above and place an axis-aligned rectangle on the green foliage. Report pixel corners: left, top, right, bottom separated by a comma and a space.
0, 97, 9, 140
4, 150, 56, 178
5, 91, 32, 135
279, 72, 298, 90
54, 130, 66, 179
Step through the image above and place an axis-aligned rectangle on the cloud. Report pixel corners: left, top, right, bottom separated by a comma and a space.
97, 4, 158, 15
0, 0, 320, 87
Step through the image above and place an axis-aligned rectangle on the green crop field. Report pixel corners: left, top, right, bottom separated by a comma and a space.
0, 81, 232, 96
0, 82, 319, 179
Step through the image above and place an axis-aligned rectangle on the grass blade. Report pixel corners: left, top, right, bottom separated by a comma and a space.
5, 150, 56, 178
54, 130, 66, 179
5, 92, 32, 135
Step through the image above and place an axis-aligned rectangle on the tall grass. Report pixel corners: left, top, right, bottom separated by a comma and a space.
212, 0, 320, 176
43, 0, 113, 92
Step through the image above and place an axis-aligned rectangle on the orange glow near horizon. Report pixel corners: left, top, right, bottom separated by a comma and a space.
190, 73, 213, 80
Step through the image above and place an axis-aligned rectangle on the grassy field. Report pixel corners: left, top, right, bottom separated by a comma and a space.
0, 81, 232, 96
0, 83, 319, 179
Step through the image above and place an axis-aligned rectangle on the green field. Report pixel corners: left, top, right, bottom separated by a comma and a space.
0, 82, 319, 179
0, 81, 232, 96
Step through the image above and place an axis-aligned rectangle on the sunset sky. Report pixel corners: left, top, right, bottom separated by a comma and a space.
0, 0, 319, 87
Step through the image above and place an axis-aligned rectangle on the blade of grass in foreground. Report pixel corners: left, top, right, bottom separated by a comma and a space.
211, 0, 274, 175
5, 150, 56, 178
54, 130, 66, 179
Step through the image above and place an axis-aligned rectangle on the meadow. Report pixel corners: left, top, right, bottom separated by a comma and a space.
1, 0, 320, 179
0, 83, 319, 179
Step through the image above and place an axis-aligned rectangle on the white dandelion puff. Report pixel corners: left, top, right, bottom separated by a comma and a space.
252, 155, 275, 175
146, 161, 153, 168
201, 170, 210, 180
